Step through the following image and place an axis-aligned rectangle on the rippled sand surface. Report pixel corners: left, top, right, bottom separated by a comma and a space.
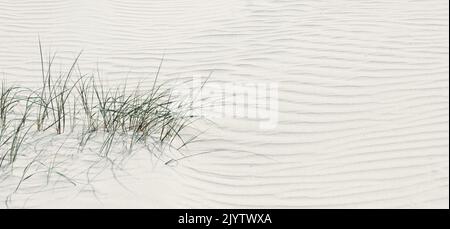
0, 0, 448, 208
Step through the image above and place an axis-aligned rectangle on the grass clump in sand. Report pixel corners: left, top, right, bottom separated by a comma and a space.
0, 42, 202, 167
0, 83, 34, 167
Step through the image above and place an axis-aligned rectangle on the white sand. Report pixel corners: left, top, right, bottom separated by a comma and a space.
0, 0, 448, 208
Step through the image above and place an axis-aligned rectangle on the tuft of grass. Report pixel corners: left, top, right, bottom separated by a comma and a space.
0, 83, 18, 164
0, 42, 209, 206
0, 82, 20, 131
1, 42, 202, 166
0, 88, 34, 167
36, 40, 83, 134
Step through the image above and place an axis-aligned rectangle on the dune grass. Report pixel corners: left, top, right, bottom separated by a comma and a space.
0, 83, 35, 167
0, 43, 202, 168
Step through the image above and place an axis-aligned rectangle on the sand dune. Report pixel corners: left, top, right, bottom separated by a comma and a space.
0, 0, 448, 208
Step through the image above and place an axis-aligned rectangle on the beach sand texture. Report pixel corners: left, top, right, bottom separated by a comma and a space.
0, 0, 448, 208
